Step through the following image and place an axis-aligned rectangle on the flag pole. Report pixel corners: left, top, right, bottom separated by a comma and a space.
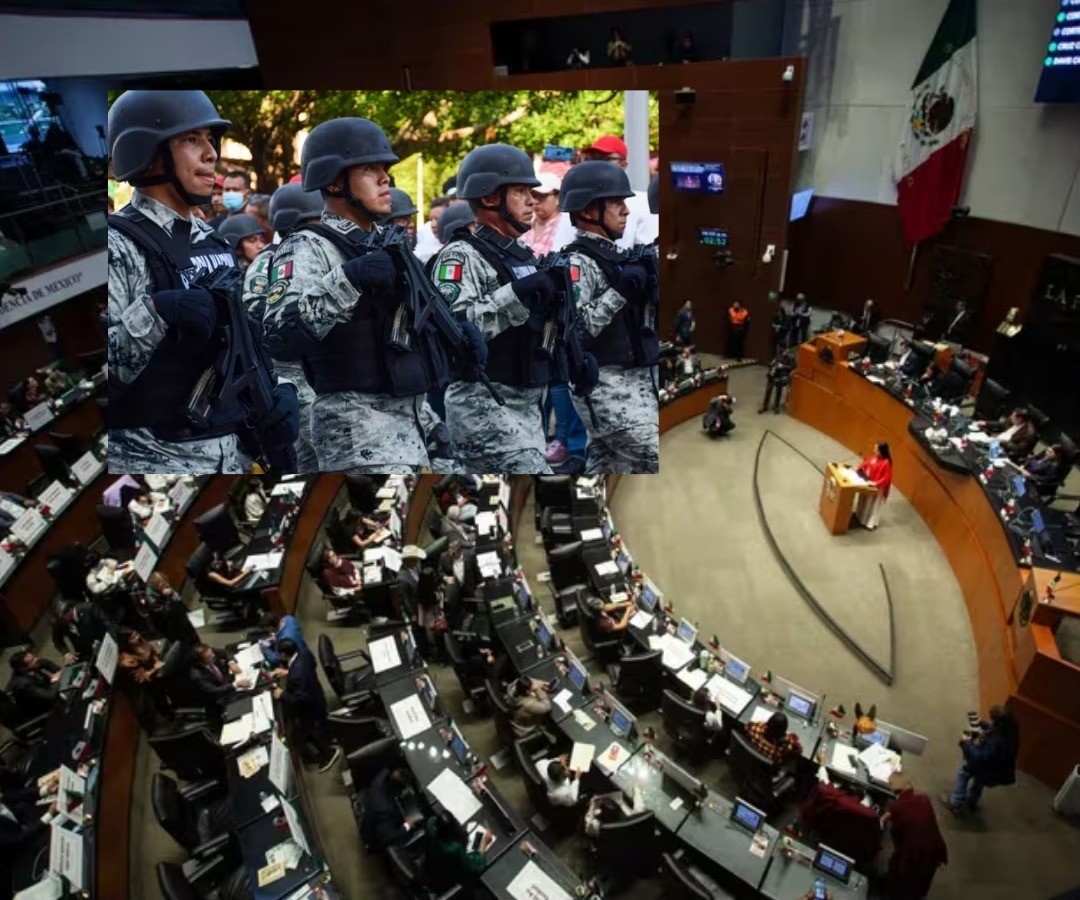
904, 241, 920, 293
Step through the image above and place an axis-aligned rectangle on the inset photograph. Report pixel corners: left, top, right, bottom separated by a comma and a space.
106, 89, 660, 476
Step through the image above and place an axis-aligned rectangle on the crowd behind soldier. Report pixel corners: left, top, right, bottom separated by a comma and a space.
107, 89, 659, 474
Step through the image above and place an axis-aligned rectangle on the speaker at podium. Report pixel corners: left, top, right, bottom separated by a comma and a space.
819, 462, 877, 535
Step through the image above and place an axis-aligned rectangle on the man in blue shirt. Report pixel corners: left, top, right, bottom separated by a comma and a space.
259, 610, 306, 667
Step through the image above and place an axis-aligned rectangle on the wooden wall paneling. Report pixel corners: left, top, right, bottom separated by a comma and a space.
657, 376, 728, 434
270, 475, 344, 617
0, 397, 105, 495
406, 475, 438, 544
95, 686, 137, 898
1010, 689, 1080, 792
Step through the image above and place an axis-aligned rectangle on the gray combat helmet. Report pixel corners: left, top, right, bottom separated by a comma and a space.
300, 117, 399, 191
269, 183, 324, 233
559, 160, 633, 213
456, 144, 539, 200
385, 188, 419, 219
218, 214, 265, 248
436, 203, 475, 243
647, 174, 659, 215
108, 90, 230, 205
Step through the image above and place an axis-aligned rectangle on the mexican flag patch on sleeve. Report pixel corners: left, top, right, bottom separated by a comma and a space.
270, 261, 293, 282
437, 260, 463, 282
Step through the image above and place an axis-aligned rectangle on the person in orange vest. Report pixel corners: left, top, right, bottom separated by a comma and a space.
726, 300, 750, 359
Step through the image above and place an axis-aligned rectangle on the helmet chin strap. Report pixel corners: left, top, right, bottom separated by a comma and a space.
576, 199, 621, 242
326, 175, 380, 229
496, 186, 529, 235
130, 142, 214, 207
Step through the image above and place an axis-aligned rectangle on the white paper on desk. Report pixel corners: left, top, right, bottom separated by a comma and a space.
48, 823, 83, 890
507, 859, 573, 900
235, 643, 264, 669
475, 511, 497, 536
427, 768, 482, 825
0, 548, 13, 581
271, 481, 305, 498
368, 635, 402, 673
11, 507, 46, 544
23, 402, 53, 432
552, 689, 574, 714
245, 550, 284, 572
477, 550, 501, 578
133, 541, 158, 584
659, 636, 694, 671
237, 745, 270, 778
261, 793, 281, 813
220, 714, 253, 747
595, 741, 631, 775
363, 547, 385, 564
498, 479, 510, 510
95, 631, 118, 684
629, 609, 654, 631
571, 709, 596, 731
169, 481, 194, 509
594, 560, 619, 577
0, 436, 24, 455
187, 608, 206, 629
860, 743, 901, 782
144, 512, 170, 549
382, 546, 402, 573
376, 486, 397, 500
829, 743, 859, 777
39, 480, 73, 512
13, 871, 64, 900
569, 742, 595, 772
579, 527, 603, 542
676, 666, 708, 692
749, 705, 774, 725
280, 795, 312, 859
390, 694, 432, 740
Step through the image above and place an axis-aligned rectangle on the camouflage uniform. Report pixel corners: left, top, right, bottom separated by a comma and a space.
243, 245, 318, 473
567, 230, 659, 474
432, 238, 551, 474
108, 190, 242, 473
261, 211, 430, 473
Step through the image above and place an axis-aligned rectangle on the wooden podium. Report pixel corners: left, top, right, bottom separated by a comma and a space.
813, 330, 868, 363
819, 462, 877, 535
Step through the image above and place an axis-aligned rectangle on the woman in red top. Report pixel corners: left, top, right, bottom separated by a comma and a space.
854, 441, 892, 530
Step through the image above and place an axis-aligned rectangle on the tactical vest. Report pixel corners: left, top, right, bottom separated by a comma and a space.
291, 223, 449, 398
565, 238, 659, 369
107, 206, 245, 441
244, 243, 277, 339
453, 226, 551, 388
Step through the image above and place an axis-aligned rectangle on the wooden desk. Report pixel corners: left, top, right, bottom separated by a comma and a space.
659, 375, 729, 434
1031, 568, 1080, 626
813, 330, 868, 363
0, 395, 104, 494
789, 361, 1080, 788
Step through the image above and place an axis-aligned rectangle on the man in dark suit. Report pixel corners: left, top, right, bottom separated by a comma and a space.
189, 643, 251, 711
272, 638, 341, 773
7, 651, 61, 719
943, 299, 972, 344
51, 599, 112, 661
438, 538, 477, 625
853, 298, 879, 336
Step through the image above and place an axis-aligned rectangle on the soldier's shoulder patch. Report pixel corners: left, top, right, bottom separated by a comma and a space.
266, 279, 288, 305
438, 282, 461, 304
570, 265, 580, 283
436, 258, 464, 282
249, 275, 269, 296
270, 261, 292, 283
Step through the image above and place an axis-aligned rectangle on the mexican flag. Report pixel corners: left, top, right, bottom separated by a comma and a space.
896, 0, 977, 247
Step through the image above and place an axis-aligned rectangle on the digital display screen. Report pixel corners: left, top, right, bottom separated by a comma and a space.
676, 618, 697, 645
698, 227, 729, 247
610, 708, 632, 738
537, 618, 553, 649
731, 800, 763, 832
786, 691, 814, 719
1013, 475, 1027, 497
569, 659, 588, 692
450, 730, 469, 764
1036, 1, 1080, 102
814, 847, 853, 883
671, 161, 725, 193
1033, 508, 1046, 533
724, 656, 749, 683
639, 582, 659, 612
515, 581, 531, 612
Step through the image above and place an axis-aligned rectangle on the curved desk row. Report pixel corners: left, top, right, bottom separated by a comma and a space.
788, 352, 1079, 788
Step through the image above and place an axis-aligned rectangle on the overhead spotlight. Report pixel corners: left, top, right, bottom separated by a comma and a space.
675, 87, 696, 105
782, 64, 795, 83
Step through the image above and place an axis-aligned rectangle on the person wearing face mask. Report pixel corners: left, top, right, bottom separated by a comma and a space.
216, 169, 251, 219
107, 90, 298, 473
432, 143, 573, 473
560, 161, 659, 473
262, 117, 467, 473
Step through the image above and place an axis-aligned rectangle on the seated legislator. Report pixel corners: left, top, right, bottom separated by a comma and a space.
745, 711, 803, 766
322, 547, 363, 601
206, 552, 256, 592
421, 810, 494, 892
586, 596, 635, 635
1021, 444, 1070, 497
7, 651, 61, 718
536, 755, 583, 808
51, 600, 111, 661
189, 643, 251, 709
344, 510, 390, 551
505, 676, 553, 739
147, 571, 200, 648
883, 773, 948, 900
853, 442, 893, 530
980, 408, 1037, 465
360, 766, 413, 850
243, 478, 269, 524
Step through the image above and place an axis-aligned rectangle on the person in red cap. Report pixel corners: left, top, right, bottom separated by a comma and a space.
581, 136, 655, 249
210, 174, 225, 218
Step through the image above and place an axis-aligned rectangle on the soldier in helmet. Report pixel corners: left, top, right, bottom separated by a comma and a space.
383, 187, 419, 249
244, 182, 324, 473
107, 90, 298, 474
218, 214, 266, 266
432, 143, 566, 473
560, 161, 659, 473
262, 117, 467, 473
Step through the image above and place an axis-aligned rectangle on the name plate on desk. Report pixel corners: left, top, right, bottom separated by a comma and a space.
70, 452, 101, 485
144, 513, 171, 550
11, 507, 47, 544
23, 402, 53, 432
498, 479, 510, 510
39, 480, 74, 512
168, 480, 194, 509
133, 541, 158, 584
0, 549, 14, 581
96, 630, 118, 684
48, 822, 85, 890
507, 859, 574, 900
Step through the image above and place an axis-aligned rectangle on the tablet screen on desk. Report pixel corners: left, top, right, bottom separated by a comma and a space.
813, 844, 854, 884
730, 798, 764, 833
785, 690, 814, 720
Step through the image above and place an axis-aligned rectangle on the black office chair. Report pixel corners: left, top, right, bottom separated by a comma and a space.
575, 590, 623, 667
661, 689, 711, 760
661, 850, 730, 899
900, 340, 935, 379
324, 507, 358, 556
975, 377, 1011, 421
386, 832, 463, 900
0, 689, 49, 745
317, 633, 374, 709
33, 443, 73, 486
156, 860, 253, 900
513, 731, 579, 827
186, 543, 256, 630
610, 649, 663, 712
148, 724, 226, 782
553, 583, 583, 629
47, 431, 85, 463
595, 811, 659, 886
533, 475, 573, 526
194, 504, 243, 556
1028, 405, 1052, 441
326, 709, 391, 755
95, 503, 137, 558
46, 544, 91, 602
443, 631, 488, 712
727, 730, 797, 814
865, 333, 891, 365
485, 674, 516, 747
948, 357, 977, 400
346, 734, 403, 790
539, 507, 575, 553
548, 541, 590, 594
151, 772, 231, 854
7, 380, 27, 411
